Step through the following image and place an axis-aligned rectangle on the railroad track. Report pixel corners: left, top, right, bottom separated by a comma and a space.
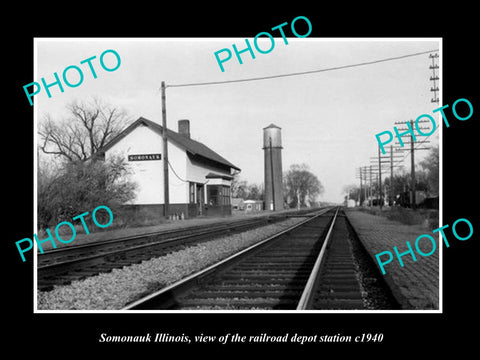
124, 208, 398, 310
123, 207, 399, 311
37, 208, 321, 291
297, 210, 365, 310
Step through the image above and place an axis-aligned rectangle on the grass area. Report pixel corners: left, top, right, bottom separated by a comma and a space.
358, 206, 439, 230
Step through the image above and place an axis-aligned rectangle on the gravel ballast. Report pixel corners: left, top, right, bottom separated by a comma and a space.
37, 217, 306, 310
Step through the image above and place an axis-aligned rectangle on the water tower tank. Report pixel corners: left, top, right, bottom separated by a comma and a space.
263, 123, 282, 149
263, 124, 283, 211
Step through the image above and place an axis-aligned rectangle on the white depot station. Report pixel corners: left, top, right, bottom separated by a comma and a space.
98, 117, 284, 219
98, 117, 241, 218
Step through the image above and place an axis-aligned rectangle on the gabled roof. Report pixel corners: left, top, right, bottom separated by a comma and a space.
98, 117, 241, 171
263, 123, 281, 130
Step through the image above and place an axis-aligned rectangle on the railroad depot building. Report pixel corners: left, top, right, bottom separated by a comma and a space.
98, 117, 240, 218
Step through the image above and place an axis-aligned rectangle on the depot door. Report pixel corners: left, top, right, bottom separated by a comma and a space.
196, 184, 204, 215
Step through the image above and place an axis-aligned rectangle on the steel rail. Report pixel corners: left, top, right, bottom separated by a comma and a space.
38, 207, 328, 290
38, 217, 268, 258
296, 207, 340, 310
122, 207, 335, 310
38, 207, 321, 261
38, 218, 267, 269
37, 216, 282, 285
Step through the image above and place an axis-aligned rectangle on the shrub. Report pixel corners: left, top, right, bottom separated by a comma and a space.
37, 156, 137, 230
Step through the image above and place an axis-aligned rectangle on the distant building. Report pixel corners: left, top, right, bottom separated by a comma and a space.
244, 200, 263, 212
232, 198, 245, 211
97, 117, 240, 218
346, 199, 356, 207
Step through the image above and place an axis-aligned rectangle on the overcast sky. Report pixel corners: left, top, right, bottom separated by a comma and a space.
35, 38, 441, 203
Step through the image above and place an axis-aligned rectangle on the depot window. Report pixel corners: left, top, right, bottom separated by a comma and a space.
207, 185, 231, 206
189, 182, 195, 203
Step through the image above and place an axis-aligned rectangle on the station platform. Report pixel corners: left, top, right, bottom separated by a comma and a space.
344, 208, 440, 310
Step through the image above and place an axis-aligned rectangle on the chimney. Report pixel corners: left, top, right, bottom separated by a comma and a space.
178, 119, 190, 138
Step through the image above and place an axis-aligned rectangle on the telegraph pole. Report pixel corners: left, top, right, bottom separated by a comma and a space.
394, 119, 431, 209
363, 166, 368, 205
161, 81, 170, 218
390, 145, 394, 206
409, 120, 416, 208
357, 167, 363, 206
378, 145, 383, 209
370, 147, 403, 207
369, 165, 372, 206
429, 53, 439, 104
359, 167, 363, 206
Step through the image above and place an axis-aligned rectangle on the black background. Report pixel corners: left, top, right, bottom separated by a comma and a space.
6, 4, 477, 356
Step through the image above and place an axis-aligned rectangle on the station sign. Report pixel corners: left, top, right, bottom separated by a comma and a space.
128, 153, 162, 161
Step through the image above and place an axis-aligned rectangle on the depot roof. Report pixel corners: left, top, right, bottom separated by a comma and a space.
97, 117, 241, 171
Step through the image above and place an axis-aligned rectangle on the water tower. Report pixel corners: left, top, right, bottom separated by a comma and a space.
263, 124, 283, 211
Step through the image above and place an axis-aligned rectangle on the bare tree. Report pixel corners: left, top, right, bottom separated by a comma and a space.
284, 164, 324, 209
246, 183, 264, 201
39, 97, 131, 162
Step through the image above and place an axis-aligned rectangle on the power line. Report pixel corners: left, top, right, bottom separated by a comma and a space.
168, 159, 210, 186
166, 49, 439, 89
393, 119, 437, 208
396, 130, 436, 163
167, 159, 188, 183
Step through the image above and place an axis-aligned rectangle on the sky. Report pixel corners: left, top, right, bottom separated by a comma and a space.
35, 38, 441, 203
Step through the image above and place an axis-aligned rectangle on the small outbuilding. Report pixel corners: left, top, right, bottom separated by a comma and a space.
244, 200, 263, 212
232, 198, 245, 211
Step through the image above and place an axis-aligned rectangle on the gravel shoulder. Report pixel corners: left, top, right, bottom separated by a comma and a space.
37, 217, 306, 310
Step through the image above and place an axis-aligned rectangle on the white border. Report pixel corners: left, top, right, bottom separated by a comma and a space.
33, 37, 442, 314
